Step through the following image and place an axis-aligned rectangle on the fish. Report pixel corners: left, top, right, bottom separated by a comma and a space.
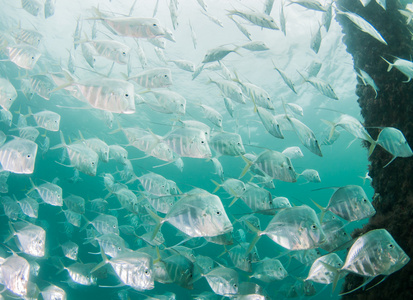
0, 78, 18, 111
280, 0, 287, 35
246, 205, 325, 251
282, 146, 304, 159
311, 23, 322, 54
0, 251, 30, 296
79, 39, 131, 65
6, 44, 42, 70
298, 169, 321, 183
240, 41, 270, 51
336, 9, 387, 45
9, 25, 43, 47
286, 103, 304, 116
291, 249, 321, 266
382, 56, 413, 82
256, 107, 284, 139
44, 0, 56, 18
0, 108, 13, 126
1, 196, 22, 220
27, 108, 60, 131
17, 196, 39, 218
64, 195, 85, 214
149, 189, 233, 239
211, 157, 225, 181
9, 221, 46, 257
226, 242, 259, 272
357, 68, 379, 98
189, 20, 197, 49
272, 63, 297, 94
373, 127, 413, 167
62, 262, 97, 286
239, 182, 275, 214
160, 253, 194, 289
40, 285, 66, 300
145, 90, 186, 115
61, 241, 79, 260
227, 9, 279, 30
203, 267, 239, 296
202, 46, 239, 64
312, 185, 376, 222
0, 138, 38, 174
305, 253, 344, 285
323, 229, 410, 293
228, 15, 252, 40
169, 59, 195, 72
288, 0, 326, 12
83, 214, 119, 235
200, 10, 224, 27
128, 68, 172, 88
28, 177, 63, 206
209, 131, 246, 157
168, 0, 179, 30
76, 132, 110, 163
212, 178, 247, 201
323, 4, 333, 31
250, 257, 288, 282
21, 0, 42, 16
92, 8, 166, 39
80, 43, 96, 68
298, 71, 338, 100
320, 216, 351, 252
241, 150, 297, 183
209, 78, 245, 104
95, 233, 127, 258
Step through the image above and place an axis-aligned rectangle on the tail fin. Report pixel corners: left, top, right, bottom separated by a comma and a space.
240, 155, 253, 178
50, 131, 67, 150
211, 179, 221, 193
311, 198, 326, 222
381, 56, 393, 72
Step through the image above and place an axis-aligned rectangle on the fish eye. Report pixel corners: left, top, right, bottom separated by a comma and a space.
233, 284, 237, 288
152, 24, 157, 27
311, 224, 317, 230
144, 269, 150, 274
118, 247, 121, 250
27, 154, 31, 158
279, 267, 283, 271
201, 140, 205, 144
122, 52, 126, 55
180, 103, 184, 107
389, 244, 394, 248
113, 225, 116, 228
164, 74, 168, 78
125, 93, 129, 97
337, 263, 342, 267
91, 162, 95, 165
363, 198, 367, 202
31, 56, 35, 60
216, 211, 221, 215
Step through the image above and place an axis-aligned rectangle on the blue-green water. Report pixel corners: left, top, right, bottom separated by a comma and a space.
0, 0, 383, 299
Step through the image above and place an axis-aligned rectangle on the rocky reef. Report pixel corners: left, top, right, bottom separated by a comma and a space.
335, 0, 413, 298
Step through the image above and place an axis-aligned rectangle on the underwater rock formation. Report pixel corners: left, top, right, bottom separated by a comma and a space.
335, 0, 413, 299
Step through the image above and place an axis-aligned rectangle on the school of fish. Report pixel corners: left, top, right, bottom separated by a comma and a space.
0, 0, 411, 299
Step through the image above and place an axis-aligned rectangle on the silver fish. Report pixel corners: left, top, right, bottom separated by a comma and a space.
61, 241, 79, 261
0, 78, 18, 111
28, 108, 60, 131
227, 9, 279, 30
374, 127, 413, 167
44, 0, 56, 18
128, 68, 172, 88
250, 257, 288, 282
6, 44, 41, 70
282, 146, 303, 159
10, 221, 46, 257
0, 252, 30, 296
21, 0, 42, 16
41, 285, 66, 300
257, 107, 284, 139
28, 177, 62, 206
63, 195, 85, 214
286, 116, 323, 157
306, 253, 344, 285
163, 127, 211, 158
204, 267, 238, 296
210, 131, 245, 157
0, 138, 37, 174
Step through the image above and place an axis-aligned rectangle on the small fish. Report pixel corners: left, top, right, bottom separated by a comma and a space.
250, 257, 288, 282
273, 63, 297, 94
212, 178, 247, 200
204, 267, 238, 296
147, 37, 166, 49
228, 15, 252, 40
80, 39, 131, 65
83, 214, 119, 235
146, 89, 186, 115
239, 182, 275, 214
128, 68, 172, 88
64, 195, 85, 214
80, 43, 96, 68
202, 46, 239, 64
256, 107, 284, 139
382, 56, 413, 82
241, 41, 270, 51
27, 108, 60, 131
305, 253, 344, 285
1, 196, 23, 220
298, 71, 338, 100
0, 138, 38, 174
189, 20, 197, 49
264, 0, 275, 15
373, 127, 413, 167
223, 97, 234, 118
298, 169, 321, 183
44, 0, 56, 18
227, 9, 279, 30
288, 0, 326, 12
0, 108, 13, 126
201, 10, 223, 27
62, 209, 82, 227
357, 68, 379, 98
0, 78, 18, 111
322, 4, 333, 31
310, 24, 322, 54
9, 26, 43, 47
320, 216, 351, 252
17, 196, 39, 218
280, 1, 287, 35
62, 262, 97, 286
28, 177, 62, 206
313, 185, 376, 222
211, 157, 224, 181
61, 240, 79, 261
95, 233, 127, 258
210, 131, 245, 157
241, 150, 297, 183
286, 103, 303, 116
169, 59, 195, 72
21, 0, 42, 16
227, 242, 259, 272
209, 78, 245, 104
282, 146, 303, 159
77, 132, 109, 163
40, 285, 66, 300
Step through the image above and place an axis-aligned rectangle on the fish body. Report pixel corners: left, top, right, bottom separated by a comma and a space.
357, 68, 379, 97
0, 78, 18, 111
6, 44, 41, 70
29, 178, 63, 206
86, 39, 130, 64
10, 27, 43, 47
62, 241, 79, 260
243, 150, 297, 183
228, 9, 279, 30
64, 262, 97, 286
0, 138, 37, 174
78, 137, 109, 163
273, 65, 297, 93
169, 59, 195, 72
210, 131, 245, 156
301, 74, 338, 100
148, 90, 186, 115
241, 41, 270, 51
0, 253, 30, 296
129, 68, 172, 88
11, 221, 46, 257
209, 79, 245, 104
282, 146, 303, 159
30, 110, 60, 131
202, 46, 238, 64
164, 127, 212, 158
44, 0, 56, 18
306, 253, 344, 284
251, 257, 287, 282
262, 205, 325, 250
164, 189, 233, 238
299, 169, 321, 183
240, 183, 274, 214
375, 127, 413, 166
257, 107, 284, 139
204, 267, 238, 296
21, 0, 42, 16
320, 218, 351, 252
41, 285, 66, 300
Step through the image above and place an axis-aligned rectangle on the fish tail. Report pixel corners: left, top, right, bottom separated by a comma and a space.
381, 56, 393, 72
311, 198, 326, 220
79, 215, 91, 232
367, 140, 377, 157
27, 177, 37, 196
211, 179, 221, 193
4, 221, 15, 243
146, 208, 164, 240
240, 155, 253, 178
90, 246, 109, 274
228, 196, 239, 207
50, 130, 66, 150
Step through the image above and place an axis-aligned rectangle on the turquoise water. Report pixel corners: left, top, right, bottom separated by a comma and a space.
0, 0, 379, 299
